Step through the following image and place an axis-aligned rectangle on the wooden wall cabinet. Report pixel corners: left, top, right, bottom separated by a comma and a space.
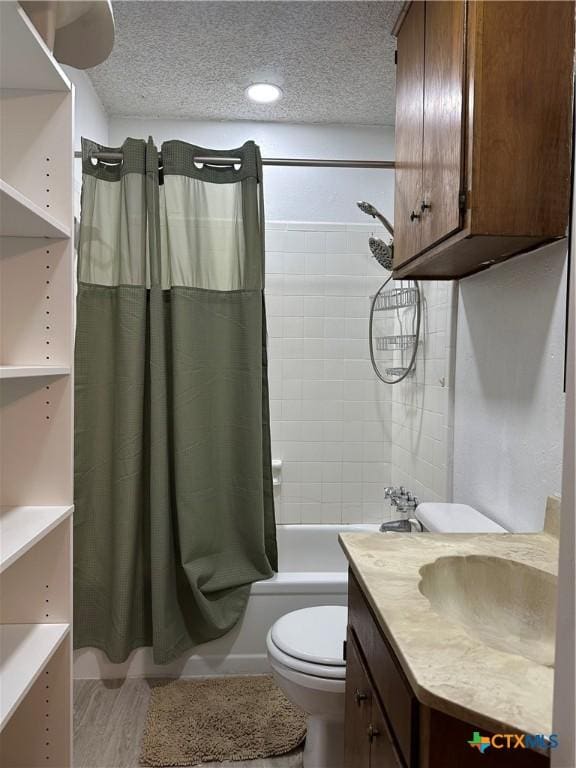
345, 570, 550, 768
392, 0, 574, 279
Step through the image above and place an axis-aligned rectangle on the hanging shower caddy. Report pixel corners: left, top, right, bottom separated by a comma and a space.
368, 277, 421, 384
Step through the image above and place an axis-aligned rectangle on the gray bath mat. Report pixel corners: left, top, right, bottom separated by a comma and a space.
140, 675, 307, 766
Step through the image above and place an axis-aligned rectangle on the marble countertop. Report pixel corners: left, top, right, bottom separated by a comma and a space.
339, 528, 559, 737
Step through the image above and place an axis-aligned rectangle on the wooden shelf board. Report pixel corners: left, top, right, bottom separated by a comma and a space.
0, 506, 73, 574
0, 180, 71, 239
0, 3, 71, 92
0, 623, 69, 730
0, 365, 70, 380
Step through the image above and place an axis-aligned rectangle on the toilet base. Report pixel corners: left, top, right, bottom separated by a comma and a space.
302, 715, 344, 768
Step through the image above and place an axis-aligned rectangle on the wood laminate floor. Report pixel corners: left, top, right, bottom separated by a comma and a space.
74, 679, 304, 768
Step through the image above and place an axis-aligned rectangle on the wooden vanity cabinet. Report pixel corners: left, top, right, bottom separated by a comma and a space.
345, 571, 419, 767
345, 570, 550, 768
392, 0, 574, 280
344, 630, 404, 768
344, 633, 381, 768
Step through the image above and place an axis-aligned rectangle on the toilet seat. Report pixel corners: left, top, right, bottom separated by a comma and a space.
267, 606, 347, 680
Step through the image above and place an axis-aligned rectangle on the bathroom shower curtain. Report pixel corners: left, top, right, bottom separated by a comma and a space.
74, 137, 277, 664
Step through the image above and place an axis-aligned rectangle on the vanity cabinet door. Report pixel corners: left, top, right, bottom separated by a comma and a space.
344, 630, 372, 768
369, 694, 404, 768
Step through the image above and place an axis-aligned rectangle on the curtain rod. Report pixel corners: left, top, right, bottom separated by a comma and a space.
73, 150, 394, 169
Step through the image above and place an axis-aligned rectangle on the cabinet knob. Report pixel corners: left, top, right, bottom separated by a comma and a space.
354, 689, 368, 705
420, 200, 431, 212
367, 724, 380, 742
409, 210, 421, 221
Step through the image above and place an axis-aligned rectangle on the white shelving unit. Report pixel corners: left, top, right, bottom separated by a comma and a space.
0, 2, 73, 765
0, 2, 71, 91
0, 179, 71, 238
0, 505, 73, 573
0, 365, 71, 380
0, 624, 69, 728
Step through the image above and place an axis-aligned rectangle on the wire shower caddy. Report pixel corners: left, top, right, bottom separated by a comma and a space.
369, 277, 421, 384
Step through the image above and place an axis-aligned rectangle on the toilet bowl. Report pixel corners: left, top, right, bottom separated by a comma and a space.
266, 605, 347, 768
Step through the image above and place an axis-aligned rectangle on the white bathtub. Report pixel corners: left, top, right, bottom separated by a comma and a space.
73, 523, 379, 679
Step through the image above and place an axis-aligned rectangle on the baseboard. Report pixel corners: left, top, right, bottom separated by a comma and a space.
73, 648, 270, 679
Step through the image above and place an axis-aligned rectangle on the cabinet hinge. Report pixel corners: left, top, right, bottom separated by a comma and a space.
458, 191, 467, 212
394, 50, 398, 65
342, 639, 347, 661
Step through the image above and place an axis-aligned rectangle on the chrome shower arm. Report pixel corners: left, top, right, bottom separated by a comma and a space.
372, 210, 394, 238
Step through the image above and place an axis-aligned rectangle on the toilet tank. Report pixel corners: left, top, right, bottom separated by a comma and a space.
415, 503, 507, 533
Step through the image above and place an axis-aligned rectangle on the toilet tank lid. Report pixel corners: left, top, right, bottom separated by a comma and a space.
415, 503, 507, 533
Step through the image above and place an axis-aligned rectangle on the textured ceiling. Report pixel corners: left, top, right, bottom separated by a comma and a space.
87, 1, 400, 125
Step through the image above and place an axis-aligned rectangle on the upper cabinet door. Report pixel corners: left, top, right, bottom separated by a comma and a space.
393, 0, 425, 268
421, 0, 465, 252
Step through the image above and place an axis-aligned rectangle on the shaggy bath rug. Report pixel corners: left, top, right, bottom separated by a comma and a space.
139, 675, 307, 766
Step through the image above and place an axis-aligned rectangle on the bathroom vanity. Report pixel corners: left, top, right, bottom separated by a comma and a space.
340, 531, 558, 768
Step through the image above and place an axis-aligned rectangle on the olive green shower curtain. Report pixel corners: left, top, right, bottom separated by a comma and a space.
74, 137, 277, 664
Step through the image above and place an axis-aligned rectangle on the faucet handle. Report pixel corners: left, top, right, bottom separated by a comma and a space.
384, 487, 395, 499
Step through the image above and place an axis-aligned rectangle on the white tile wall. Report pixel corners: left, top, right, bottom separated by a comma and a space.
265, 221, 456, 525
389, 281, 457, 504
265, 221, 392, 524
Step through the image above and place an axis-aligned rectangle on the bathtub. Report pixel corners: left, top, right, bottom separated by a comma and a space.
73, 523, 380, 679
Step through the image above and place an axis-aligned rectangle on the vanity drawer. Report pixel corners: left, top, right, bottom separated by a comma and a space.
348, 569, 418, 767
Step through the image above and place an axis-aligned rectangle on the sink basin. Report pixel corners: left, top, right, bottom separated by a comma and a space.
418, 555, 557, 667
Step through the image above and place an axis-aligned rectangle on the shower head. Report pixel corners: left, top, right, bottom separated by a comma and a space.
369, 237, 393, 271
356, 200, 394, 237
357, 200, 380, 217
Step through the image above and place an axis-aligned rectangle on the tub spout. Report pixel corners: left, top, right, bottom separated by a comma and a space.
379, 518, 423, 533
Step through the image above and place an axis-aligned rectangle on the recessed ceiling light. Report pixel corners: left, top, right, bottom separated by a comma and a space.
245, 83, 283, 104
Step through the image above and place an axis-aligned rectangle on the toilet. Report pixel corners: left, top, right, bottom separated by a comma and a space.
266, 503, 506, 768
266, 605, 347, 768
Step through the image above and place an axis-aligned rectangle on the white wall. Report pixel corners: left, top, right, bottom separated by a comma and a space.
552, 223, 574, 768
453, 243, 567, 531
64, 67, 109, 149
109, 118, 394, 225
63, 67, 109, 218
